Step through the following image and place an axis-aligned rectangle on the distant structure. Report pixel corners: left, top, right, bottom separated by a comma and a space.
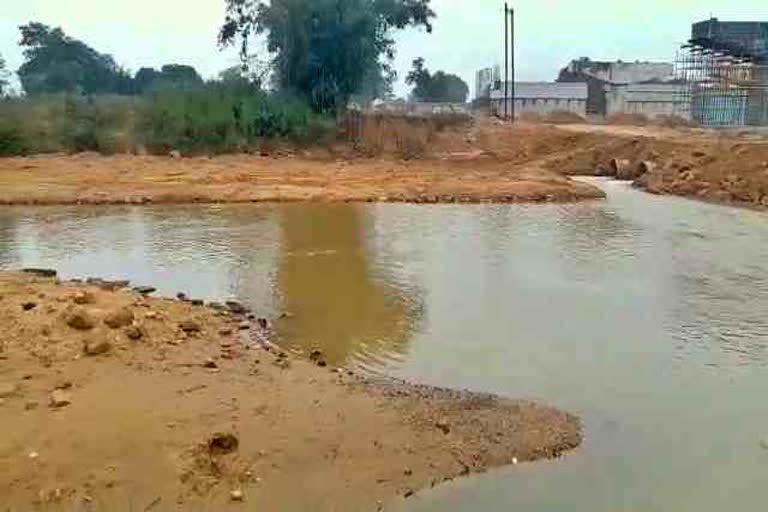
557, 58, 675, 116
475, 67, 497, 101
475, 68, 493, 100
675, 18, 768, 126
489, 82, 587, 118
691, 18, 768, 63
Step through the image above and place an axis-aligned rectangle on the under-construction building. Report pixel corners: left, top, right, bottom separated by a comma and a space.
675, 18, 768, 126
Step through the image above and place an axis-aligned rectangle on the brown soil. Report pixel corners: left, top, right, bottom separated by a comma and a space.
2, 117, 765, 208
546, 123, 768, 208
0, 118, 608, 206
0, 272, 581, 511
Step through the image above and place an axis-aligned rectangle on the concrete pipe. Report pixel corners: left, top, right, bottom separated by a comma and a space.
637, 161, 656, 176
610, 158, 631, 179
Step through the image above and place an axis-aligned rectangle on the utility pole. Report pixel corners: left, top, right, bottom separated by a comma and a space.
510, 6, 515, 123
504, 2, 509, 120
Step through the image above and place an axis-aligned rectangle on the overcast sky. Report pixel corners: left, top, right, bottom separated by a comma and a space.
1, 1, 766, 97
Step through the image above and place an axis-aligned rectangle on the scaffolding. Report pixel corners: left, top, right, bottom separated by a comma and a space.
674, 42, 768, 126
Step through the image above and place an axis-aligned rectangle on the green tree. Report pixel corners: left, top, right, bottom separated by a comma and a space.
134, 64, 205, 94
0, 53, 9, 95
219, 0, 435, 113
406, 57, 468, 103
17, 22, 133, 95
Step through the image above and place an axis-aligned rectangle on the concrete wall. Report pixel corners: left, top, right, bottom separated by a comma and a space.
368, 102, 470, 115
491, 98, 587, 118
605, 83, 689, 119
490, 82, 588, 118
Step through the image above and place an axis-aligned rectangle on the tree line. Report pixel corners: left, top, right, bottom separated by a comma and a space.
2, 1, 468, 107
0, 1, 471, 156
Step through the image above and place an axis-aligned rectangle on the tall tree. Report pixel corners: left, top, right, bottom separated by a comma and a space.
0, 53, 9, 95
219, 0, 434, 112
406, 57, 468, 103
17, 22, 133, 95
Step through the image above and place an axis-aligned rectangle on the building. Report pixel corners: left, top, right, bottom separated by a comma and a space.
605, 83, 688, 119
557, 58, 674, 115
490, 82, 588, 118
691, 18, 768, 63
675, 18, 768, 126
475, 67, 499, 101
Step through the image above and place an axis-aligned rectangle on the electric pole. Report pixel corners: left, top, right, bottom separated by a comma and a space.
504, 2, 509, 120
510, 6, 515, 122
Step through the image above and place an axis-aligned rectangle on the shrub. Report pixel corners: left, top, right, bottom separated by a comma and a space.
0, 89, 334, 157
140, 89, 334, 155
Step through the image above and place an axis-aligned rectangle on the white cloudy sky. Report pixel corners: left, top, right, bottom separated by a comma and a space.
1, 0, 766, 96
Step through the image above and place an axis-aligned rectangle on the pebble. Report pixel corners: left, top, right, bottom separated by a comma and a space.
133, 286, 157, 295
124, 325, 144, 340
72, 291, 96, 305
435, 419, 450, 435
22, 302, 38, 311
230, 489, 244, 502
238, 321, 250, 331
191, 299, 204, 306
104, 307, 135, 329
49, 389, 72, 408
209, 433, 239, 455
203, 358, 218, 369
28, 451, 39, 459
179, 319, 202, 333
83, 339, 112, 356
66, 308, 96, 330
176, 292, 188, 301
145, 311, 159, 320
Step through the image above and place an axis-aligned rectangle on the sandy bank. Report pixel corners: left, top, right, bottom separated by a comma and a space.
0, 151, 604, 206
0, 271, 581, 511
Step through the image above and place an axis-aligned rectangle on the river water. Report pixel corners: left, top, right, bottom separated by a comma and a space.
1, 179, 767, 511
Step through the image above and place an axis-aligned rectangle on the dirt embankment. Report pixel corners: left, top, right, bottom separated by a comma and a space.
3, 118, 764, 208
548, 124, 768, 208
0, 271, 581, 511
0, 119, 608, 206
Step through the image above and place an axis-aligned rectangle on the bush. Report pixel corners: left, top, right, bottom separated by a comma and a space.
0, 94, 139, 155
140, 88, 335, 155
0, 89, 335, 157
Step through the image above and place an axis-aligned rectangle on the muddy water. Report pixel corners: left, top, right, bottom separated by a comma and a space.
1, 179, 767, 511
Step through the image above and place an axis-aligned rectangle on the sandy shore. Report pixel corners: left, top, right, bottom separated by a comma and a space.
0, 271, 581, 511
0, 151, 604, 206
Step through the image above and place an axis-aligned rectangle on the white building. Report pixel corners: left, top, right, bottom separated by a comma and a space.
490, 82, 588, 118
605, 83, 689, 119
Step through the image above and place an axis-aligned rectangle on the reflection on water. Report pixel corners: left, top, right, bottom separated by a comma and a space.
1, 179, 768, 511
274, 205, 418, 365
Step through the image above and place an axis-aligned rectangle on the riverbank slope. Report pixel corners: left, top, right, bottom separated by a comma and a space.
0, 272, 581, 511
